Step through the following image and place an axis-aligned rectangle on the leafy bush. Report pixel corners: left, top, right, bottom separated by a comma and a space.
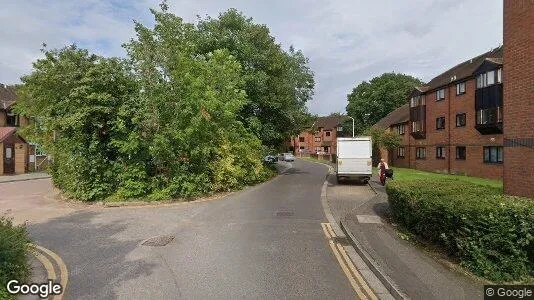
386, 179, 534, 281
0, 217, 31, 295
15, 6, 310, 202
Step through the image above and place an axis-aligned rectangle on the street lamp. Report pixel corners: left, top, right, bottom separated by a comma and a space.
348, 116, 355, 137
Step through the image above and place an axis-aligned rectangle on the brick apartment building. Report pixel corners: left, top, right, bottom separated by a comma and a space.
503, 0, 534, 198
292, 114, 347, 155
375, 47, 505, 180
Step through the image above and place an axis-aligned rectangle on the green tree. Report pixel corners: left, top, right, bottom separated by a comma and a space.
196, 9, 315, 148
16, 46, 140, 200
346, 72, 423, 135
15, 6, 277, 201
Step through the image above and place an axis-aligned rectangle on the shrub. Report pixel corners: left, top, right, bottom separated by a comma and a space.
0, 217, 31, 295
386, 179, 534, 281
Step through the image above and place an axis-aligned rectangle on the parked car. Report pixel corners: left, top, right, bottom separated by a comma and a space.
263, 155, 278, 164
282, 153, 295, 162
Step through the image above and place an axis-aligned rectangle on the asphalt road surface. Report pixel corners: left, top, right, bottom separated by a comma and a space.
28, 160, 358, 299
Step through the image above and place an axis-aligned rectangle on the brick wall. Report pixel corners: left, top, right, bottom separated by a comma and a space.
503, 0, 534, 198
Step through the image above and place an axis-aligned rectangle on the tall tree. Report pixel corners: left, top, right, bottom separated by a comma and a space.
196, 9, 315, 148
345, 72, 423, 135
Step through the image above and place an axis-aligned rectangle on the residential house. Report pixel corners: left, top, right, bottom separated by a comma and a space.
0, 84, 33, 175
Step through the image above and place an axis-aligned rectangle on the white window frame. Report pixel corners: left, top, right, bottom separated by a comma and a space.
456, 82, 466, 95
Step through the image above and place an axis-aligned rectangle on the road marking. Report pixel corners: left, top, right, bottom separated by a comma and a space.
321, 223, 378, 300
32, 249, 57, 281
28, 243, 68, 300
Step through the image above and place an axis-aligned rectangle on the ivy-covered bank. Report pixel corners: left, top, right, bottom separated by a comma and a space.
15, 5, 314, 202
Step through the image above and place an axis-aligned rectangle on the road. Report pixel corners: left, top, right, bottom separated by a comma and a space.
27, 160, 359, 299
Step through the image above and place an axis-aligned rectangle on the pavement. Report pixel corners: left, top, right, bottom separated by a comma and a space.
17, 159, 379, 299
0, 172, 50, 183
326, 173, 485, 300
0, 178, 82, 225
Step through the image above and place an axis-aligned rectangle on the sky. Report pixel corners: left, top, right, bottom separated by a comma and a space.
0, 0, 503, 115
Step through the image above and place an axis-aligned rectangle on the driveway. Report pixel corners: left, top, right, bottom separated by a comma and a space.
19, 160, 360, 299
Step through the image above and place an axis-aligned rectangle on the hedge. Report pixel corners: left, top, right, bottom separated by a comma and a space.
0, 217, 31, 298
386, 179, 534, 282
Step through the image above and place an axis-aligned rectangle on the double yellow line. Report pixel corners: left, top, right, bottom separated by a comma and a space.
28, 243, 69, 300
321, 223, 378, 300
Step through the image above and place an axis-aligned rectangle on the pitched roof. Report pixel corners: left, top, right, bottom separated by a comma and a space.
311, 114, 348, 131
424, 46, 503, 91
0, 127, 17, 142
373, 104, 409, 129
0, 84, 17, 110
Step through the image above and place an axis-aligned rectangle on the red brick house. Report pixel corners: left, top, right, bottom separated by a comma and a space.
375, 47, 504, 180
0, 84, 32, 175
503, 0, 534, 198
292, 115, 347, 155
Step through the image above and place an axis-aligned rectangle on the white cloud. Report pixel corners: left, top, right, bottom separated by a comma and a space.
0, 0, 503, 115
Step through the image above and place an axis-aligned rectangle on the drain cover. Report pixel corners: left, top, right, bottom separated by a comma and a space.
276, 211, 294, 217
141, 235, 175, 247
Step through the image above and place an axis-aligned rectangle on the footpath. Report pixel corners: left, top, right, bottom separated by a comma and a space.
0, 172, 50, 183
326, 172, 485, 300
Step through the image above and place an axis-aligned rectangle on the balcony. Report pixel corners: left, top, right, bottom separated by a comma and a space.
475, 107, 503, 134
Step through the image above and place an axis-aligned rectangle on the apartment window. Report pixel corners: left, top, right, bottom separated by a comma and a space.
416, 147, 426, 159
436, 117, 446, 130
487, 70, 495, 85
325, 131, 331, 137
456, 113, 466, 127
436, 147, 445, 159
456, 82, 466, 95
483, 146, 503, 163
299, 137, 305, 142
410, 95, 425, 107
412, 121, 424, 133
396, 124, 406, 135
397, 147, 405, 158
436, 89, 445, 101
477, 69, 502, 89
315, 137, 321, 142
456, 146, 466, 160
476, 107, 502, 125
315, 146, 322, 153
299, 146, 305, 150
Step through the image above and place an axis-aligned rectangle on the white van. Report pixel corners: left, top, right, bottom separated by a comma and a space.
336, 137, 373, 182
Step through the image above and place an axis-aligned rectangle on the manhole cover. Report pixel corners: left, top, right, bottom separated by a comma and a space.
276, 211, 294, 217
141, 235, 175, 247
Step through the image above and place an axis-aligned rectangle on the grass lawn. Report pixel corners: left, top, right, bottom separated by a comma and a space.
300, 156, 334, 167
389, 167, 503, 190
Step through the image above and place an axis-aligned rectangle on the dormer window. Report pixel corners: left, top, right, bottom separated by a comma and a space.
6, 112, 19, 126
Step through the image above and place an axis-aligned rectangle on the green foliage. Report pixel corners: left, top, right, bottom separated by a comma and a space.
196, 9, 315, 147
16, 6, 292, 201
346, 72, 423, 134
386, 179, 534, 281
0, 217, 31, 292
366, 127, 401, 150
